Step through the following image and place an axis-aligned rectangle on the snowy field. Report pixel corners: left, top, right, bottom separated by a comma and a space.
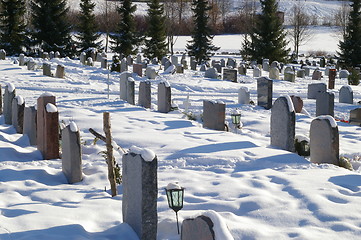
0, 25, 361, 239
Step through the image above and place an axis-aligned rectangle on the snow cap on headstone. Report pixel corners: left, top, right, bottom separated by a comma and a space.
6, 82, 15, 92
15, 95, 24, 105
315, 115, 337, 128
69, 121, 79, 132
129, 145, 156, 162
46, 103, 58, 113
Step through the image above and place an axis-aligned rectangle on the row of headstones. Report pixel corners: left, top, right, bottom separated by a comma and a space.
1, 84, 82, 184
79, 51, 108, 68
0, 49, 61, 62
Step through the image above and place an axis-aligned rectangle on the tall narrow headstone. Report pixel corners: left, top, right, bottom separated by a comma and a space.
120, 71, 132, 101
139, 81, 151, 109
238, 87, 250, 104
316, 91, 334, 117
11, 96, 25, 133
157, 82, 171, 113
257, 77, 273, 110
62, 123, 82, 184
80, 52, 86, 65
27, 59, 36, 70
262, 59, 270, 72
0, 84, 2, 115
55, 65, 65, 78
4, 83, 16, 125
126, 78, 135, 105
121, 58, 128, 72
19, 54, 25, 66
101, 57, 107, 69
339, 85, 353, 104
23, 106, 37, 145
0, 49, 6, 60
307, 83, 326, 99
271, 96, 295, 152
171, 55, 179, 65
310, 116, 339, 166
122, 148, 157, 240
202, 100, 225, 131
328, 68, 336, 89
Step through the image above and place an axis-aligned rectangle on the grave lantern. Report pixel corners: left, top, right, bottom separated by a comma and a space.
165, 182, 184, 234
231, 109, 242, 128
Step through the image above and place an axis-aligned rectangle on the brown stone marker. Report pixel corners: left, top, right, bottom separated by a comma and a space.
290, 95, 303, 113
328, 68, 336, 89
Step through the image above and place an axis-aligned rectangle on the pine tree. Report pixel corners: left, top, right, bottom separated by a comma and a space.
110, 0, 140, 57
338, 0, 361, 68
76, 0, 102, 53
143, 0, 168, 61
186, 0, 219, 64
242, 0, 290, 63
31, 0, 73, 56
0, 0, 27, 55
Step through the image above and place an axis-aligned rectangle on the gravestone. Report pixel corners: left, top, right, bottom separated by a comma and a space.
312, 69, 322, 80
127, 55, 133, 66
126, 78, 135, 105
43, 63, 52, 77
139, 81, 151, 109
164, 60, 172, 71
253, 66, 261, 78
19, 54, 25, 66
269, 67, 280, 80
202, 100, 225, 131
257, 77, 273, 110
339, 69, 349, 79
310, 116, 339, 166
328, 68, 336, 89
325, 66, 330, 76
297, 69, 305, 78
226, 58, 236, 68
121, 58, 128, 72
80, 52, 86, 65
284, 71, 295, 82
62, 123, 82, 184
120, 71, 132, 101
145, 66, 157, 79
55, 51, 60, 58
0, 49, 5, 60
86, 57, 93, 66
284, 66, 293, 74
190, 59, 197, 71
43, 52, 49, 59
307, 83, 326, 99
12, 96, 25, 133
238, 87, 250, 104
214, 64, 222, 73
122, 148, 157, 240
200, 64, 207, 72
223, 68, 237, 82
316, 91, 334, 117
176, 65, 184, 74
303, 66, 310, 77
157, 82, 172, 113
37, 94, 59, 160
27, 59, 36, 70
220, 59, 225, 67
23, 106, 37, 145
262, 59, 269, 71
164, 64, 176, 74
4, 84, 16, 125
339, 85, 353, 104
181, 59, 188, 69
320, 57, 326, 67
101, 57, 107, 69
270, 61, 279, 69
49, 51, 55, 59
55, 64, 65, 78
136, 54, 142, 63
238, 64, 247, 75
133, 63, 143, 77
271, 96, 295, 152
181, 215, 215, 240
349, 108, 361, 126
90, 49, 97, 61
0, 84, 2, 114
205, 68, 218, 78
171, 55, 179, 65
161, 57, 169, 66
290, 95, 303, 113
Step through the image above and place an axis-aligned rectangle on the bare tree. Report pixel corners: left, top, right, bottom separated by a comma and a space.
334, 1, 350, 40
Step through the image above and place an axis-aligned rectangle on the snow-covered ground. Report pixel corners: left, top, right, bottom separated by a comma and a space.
0, 27, 361, 240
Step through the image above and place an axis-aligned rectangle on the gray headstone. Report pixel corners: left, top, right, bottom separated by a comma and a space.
226, 58, 236, 68
270, 61, 279, 69
205, 68, 218, 78
11, 97, 25, 133
127, 55, 133, 66
101, 57, 107, 69
171, 55, 179, 65
284, 71, 295, 82
339, 69, 349, 79
4, 84, 16, 125
202, 100, 225, 131
0, 49, 6, 60
220, 59, 225, 67
190, 59, 197, 71
296, 69, 305, 78
223, 68, 237, 82
121, 58, 128, 72
316, 91, 334, 117
181, 215, 215, 240
136, 54, 142, 63
49, 51, 55, 59
120, 71, 132, 101
238, 64, 247, 75
339, 85, 353, 104
181, 59, 188, 69
126, 78, 135, 105
263, 60, 270, 72
62, 124, 82, 184
312, 69, 322, 80
145, 66, 157, 79
27, 60, 36, 70
310, 117, 339, 166
42, 52, 49, 59
80, 52, 86, 65
307, 83, 327, 99
122, 151, 157, 240
139, 81, 151, 109
257, 77, 273, 110
284, 66, 293, 74
164, 60, 172, 71
133, 63, 143, 77
325, 66, 330, 76
200, 64, 207, 72
349, 108, 361, 126
43, 63, 52, 77
269, 67, 280, 80
55, 64, 65, 78
253, 67, 261, 78
19, 54, 25, 66
23, 106, 37, 145
238, 87, 250, 104
161, 56, 169, 66
157, 82, 171, 113
303, 66, 310, 77
90, 49, 97, 61
271, 96, 295, 152
55, 51, 60, 58
86, 57, 94, 66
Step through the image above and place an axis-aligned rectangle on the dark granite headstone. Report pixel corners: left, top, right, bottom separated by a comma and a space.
297, 69, 305, 78
23, 106, 37, 145
126, 78, 135, 105
349, 108, 361, 126
157, 82, 171, 113
339, 85, 353, 104
43, 63, 52, 77
62, 124, 82, 184
316, 91, 334, 117
328, 68, 336, 89
11, 97, 25, 133
139, 81, 151, 109
4, 84, 16, 125
181, 215, 215, 240
238, 64, 247, 75
202, 100, 225, 131
223, 68, 237, 82
205, 68, 218, 78
0, 49, 5, 60
257, 77, 273, 110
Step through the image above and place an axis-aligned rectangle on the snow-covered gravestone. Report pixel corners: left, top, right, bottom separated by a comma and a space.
270, 61, 279, 69
226, 58, 236, 68
80, 52, 86, 65
37, 93, 59, 160
253, 66, 261, 78
120, 71, 132, 101
339, 85, 353, 104
164, 60, 172, 71
23, 106, 37, 145
133, 63, 143, 77
312, 69, 322, 80
157, 81, 172, 113
269, 67, 280, 80
122, 146, 157, 240
101, 57, 107, 69
145, 66, 157, 79
19, 53, 25, 66
4, 83, 16, 125
316, 91, 334, 117
262, 59, 269, 72
126, 77, 135, 105
62, 122, 82, 184
42, 52, 49, 59
223, 68, 237, 82
139, 80, 151, 109
203, 100, 226, 131
339, 69, 349, 79
238, 64, 247, 75
55, 51, 60, 58
284, 71, 295, 82
0, 49, 6, 60
49, 51, 55, 59
27, 59, 36, 70
271, 96, 295, 152
349, 108, 361, 126
121, 58, 128, 72
86, 57, 93, 66
171, 55, 179, 65
238, 87, 250, 104
55, 64, 65, 78
205, 68, 218, 79
200, 64, 207, 72
310, 116, 339, 166
43, 63, 52, 77
307, 83, 326, 99
11, 96, 25, 133
257, 77, 273, 110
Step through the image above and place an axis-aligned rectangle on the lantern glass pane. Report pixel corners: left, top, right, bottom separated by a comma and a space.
172, 191, 181, 207
166, 190, 172, 208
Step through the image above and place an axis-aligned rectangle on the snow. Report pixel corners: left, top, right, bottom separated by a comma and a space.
316, 115, 338, 128
129, 145, 156, 162
166, 182, 182, 190
46, 103, 58, 113
202, 210, 234, 240
6, 82, 15, 92
40, 92, 55, 97
69, 121, 79, 133
15, 95, 24, 105
295, 134, 310, 142
284, 95, 295, 113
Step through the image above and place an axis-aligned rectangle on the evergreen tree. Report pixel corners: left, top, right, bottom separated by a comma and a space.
31, 0, 73, 56
242, 0, 290, 63
338, 0, 361, 68
110, 0, 140, 57
0, 0, 27, 55
76, 0, 102, 53
186, 0, 219, 64
143, 0, 168, 61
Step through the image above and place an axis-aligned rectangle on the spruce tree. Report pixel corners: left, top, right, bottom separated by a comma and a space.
186, 0, 219, 64
110, 0, 140, 57
338, 0, 361, 68
143, 0, 168, 61
31, 0, 73, 56
242, 0, 290, 63
0, 0, 27, 55
76, 0, 102, 53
